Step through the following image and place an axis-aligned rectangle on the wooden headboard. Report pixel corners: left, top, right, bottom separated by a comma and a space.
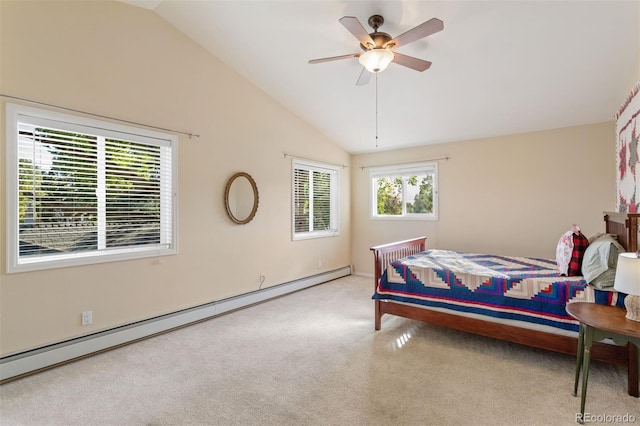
604, 211, 639, 253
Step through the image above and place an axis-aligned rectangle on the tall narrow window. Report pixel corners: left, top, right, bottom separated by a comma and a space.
292, 159, 339, 240
370, 162, 438, 220
6, 103, 177, 273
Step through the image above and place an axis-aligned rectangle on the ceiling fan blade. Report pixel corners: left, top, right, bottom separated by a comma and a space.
339, 16, 375, 48
356, 67, 372, 86
392, 52, 432, 72
308, 53, 360, 64
385, 18, 444, 49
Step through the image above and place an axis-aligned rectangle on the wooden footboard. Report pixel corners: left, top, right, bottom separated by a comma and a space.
370, 214, 639, 396
370, 237, 426, 330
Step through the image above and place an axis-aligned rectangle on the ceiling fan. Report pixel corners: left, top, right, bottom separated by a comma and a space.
309, 14, 444, 86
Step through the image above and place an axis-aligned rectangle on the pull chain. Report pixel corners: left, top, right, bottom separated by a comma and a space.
375, 72, 379, 148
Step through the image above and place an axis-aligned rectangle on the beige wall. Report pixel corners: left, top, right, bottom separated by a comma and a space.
0, 0, 630, 357
628, 3, 640, 87
0, 1, 351, 355
351, 122, 616, 276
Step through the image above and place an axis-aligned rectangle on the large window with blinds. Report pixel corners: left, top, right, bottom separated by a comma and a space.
370, 162, 438, 220
5, 103, 177, 273
292, 159, 339, 240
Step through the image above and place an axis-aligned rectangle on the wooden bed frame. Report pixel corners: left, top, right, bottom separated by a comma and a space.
371, 212, 639, 397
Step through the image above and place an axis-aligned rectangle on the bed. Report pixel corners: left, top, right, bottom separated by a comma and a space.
370, 212, 639, 396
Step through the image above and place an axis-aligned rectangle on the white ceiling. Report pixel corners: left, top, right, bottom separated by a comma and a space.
123, 0, 639, 154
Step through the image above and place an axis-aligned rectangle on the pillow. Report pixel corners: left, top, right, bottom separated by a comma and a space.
590, 268, 617, 291
556, 225, 588, 276
587, 232, 618, 244
587, 232, 605, 244
581, 234, 625, 289
567, 231, 589, 276
556, 229, 575, 275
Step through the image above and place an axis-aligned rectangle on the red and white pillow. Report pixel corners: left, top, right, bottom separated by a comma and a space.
556, 224, 589, 276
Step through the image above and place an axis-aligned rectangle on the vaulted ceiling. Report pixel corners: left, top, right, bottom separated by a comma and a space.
122, 1, 639, 153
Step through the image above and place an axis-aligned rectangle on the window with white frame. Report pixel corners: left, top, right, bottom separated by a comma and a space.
370, 162, 438, 220
292, 159, 339, 240
5, 103, 177, 273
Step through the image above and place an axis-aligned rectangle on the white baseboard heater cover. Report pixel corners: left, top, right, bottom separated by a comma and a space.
0, 266, 351, 382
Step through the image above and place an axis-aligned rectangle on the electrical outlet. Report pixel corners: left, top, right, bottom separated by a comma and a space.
318, 258, 322, 269
81, 311, 93, 326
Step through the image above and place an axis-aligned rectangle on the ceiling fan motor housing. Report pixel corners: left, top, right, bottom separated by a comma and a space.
362, 15, 393, 50
361, 32, 392, 50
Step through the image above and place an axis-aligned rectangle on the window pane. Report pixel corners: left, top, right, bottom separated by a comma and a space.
105, 139, 161, 248
18, 126, 98, 257
312, 170, 331, 231
405, 174, 434, 214
375, 175, 403, 215
294, 168, 309, 233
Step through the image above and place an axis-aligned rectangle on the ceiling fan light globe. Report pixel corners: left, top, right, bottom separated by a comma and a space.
359, 48, 394, 73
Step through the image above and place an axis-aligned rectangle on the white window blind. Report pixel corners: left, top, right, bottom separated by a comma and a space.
292, 160, 339, 240
6, 103, 177, 273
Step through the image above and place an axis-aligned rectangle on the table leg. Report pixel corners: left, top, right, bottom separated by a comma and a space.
629, 343, 639, 397
577, 326, 594, 424
573, 323, 584, 397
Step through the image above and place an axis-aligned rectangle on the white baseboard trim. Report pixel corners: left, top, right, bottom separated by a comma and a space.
0, 266, 351, 382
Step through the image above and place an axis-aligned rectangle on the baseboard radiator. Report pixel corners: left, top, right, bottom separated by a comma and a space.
0, 266, 351, 382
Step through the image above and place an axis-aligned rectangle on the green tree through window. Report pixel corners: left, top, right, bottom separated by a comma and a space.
371, 162, 437, 219
406, 175, 433, 214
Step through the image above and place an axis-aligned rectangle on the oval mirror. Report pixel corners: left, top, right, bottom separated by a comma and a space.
224, 172, 259, 224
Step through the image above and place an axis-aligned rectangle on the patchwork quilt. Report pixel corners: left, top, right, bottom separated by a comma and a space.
373, 250, 625, 332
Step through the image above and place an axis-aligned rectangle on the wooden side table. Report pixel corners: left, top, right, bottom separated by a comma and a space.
566, 302, 640, 424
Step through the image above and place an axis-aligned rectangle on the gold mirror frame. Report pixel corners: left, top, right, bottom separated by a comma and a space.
224, 172, 259, 224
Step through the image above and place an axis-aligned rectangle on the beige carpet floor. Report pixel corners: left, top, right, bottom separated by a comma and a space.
0, 275, 638, 425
